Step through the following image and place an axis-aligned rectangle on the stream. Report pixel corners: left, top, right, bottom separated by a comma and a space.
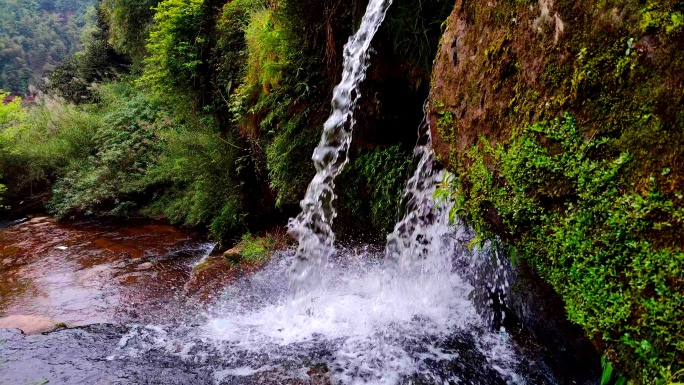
0, 217, 564, 385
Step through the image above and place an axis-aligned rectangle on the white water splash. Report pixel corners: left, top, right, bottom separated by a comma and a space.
383, 114, 453, 284
110, 1, 525, 381
197, 119, 522, 383
202, 248, 514, 384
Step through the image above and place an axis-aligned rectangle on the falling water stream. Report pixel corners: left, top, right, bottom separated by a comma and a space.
287, 0, 393, 303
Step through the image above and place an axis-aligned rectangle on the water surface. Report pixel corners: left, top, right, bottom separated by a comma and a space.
0, 216, 214, 325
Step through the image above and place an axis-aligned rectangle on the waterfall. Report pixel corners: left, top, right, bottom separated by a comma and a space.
287, 0, 394, 302
384, 110, 451, 279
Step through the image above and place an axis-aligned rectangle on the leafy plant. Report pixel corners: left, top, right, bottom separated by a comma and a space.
243, 6, 290, 90
139, 0, 207, 97
602, 356, 628, 385
337, 145, 412, 236
48, 84, 165, 218
235, 231, 288, 264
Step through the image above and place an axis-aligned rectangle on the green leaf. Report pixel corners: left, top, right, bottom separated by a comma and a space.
601, 360, 614, 385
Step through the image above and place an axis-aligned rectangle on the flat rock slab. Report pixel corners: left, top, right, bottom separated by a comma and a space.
0, 315, 60, 335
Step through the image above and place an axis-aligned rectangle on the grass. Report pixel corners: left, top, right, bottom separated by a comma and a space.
234, 230, 289, 264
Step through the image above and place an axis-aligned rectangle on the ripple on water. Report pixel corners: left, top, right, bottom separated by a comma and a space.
0, 216, 215, 326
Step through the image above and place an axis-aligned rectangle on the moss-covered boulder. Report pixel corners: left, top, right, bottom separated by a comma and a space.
429, 0, 683, 383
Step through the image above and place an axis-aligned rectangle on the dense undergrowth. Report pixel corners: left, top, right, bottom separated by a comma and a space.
0, 0, 451, 244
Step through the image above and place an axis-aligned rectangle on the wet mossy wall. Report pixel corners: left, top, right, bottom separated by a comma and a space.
429, 0, 684, 383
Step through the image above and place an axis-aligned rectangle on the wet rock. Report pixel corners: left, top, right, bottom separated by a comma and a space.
223, 247, 244, 264
23, 216, 51, 225
0, 217, 211, 325
0, 315, 63, 335
136, 262, 154, 270
78, 264, 113, 284
0, 325, 214, 385
184, 255, 239, 297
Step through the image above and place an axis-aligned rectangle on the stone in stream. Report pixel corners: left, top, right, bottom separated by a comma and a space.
0, 315, 64, 335
184, 254, 240, 297
183, 247, 264, 298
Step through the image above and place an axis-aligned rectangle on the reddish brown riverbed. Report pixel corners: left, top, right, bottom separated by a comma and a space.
0, 216, 215, 326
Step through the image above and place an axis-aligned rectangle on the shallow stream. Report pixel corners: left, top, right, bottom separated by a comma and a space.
0, 216, 590, 384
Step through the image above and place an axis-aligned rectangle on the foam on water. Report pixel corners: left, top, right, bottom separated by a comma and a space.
209, 249, 475, 342
196, 246, 520, 384
166, 104, 523, 383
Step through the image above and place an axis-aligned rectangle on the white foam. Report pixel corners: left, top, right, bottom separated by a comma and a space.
197, 248, 519, 384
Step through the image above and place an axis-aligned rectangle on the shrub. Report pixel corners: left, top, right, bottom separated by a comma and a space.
141, 115, 247, 240
46, 5, 131, 104
139, 0, 209, 98
48, 84, 166, 217
99, 0, 160, 66
383, 0, 454, 73
235, 230, 288, 264
0, 91, 99, 202
243, 6, 290, 90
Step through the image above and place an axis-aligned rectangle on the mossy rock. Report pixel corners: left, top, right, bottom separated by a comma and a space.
223, 247, 244, 265
429, 0, 684, 383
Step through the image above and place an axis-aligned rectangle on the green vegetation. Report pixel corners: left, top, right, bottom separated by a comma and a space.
438, 115, 683, 383
235, 231, 288, 264
0, 0, 96, 94
99, 0, 160, 66
603, 356, 629, 385
337, 145, 412, 236
48, 83, 166, 218
383, 0, 454, 74
0, 0, 447, 244
430, 0, 684, 382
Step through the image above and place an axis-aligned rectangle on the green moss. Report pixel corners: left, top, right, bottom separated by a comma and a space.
435, 101, 455, 141
441, 115, 684, 384
431, 2, 684, 381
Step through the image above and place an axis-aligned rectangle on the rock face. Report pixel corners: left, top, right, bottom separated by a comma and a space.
429, 0, 684, 382
0, 315, 62, 335
429, 0, 683, 187
184, 255, 239, 298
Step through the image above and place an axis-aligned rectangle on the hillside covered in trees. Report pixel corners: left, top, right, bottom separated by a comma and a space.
0, 0, 96, 94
